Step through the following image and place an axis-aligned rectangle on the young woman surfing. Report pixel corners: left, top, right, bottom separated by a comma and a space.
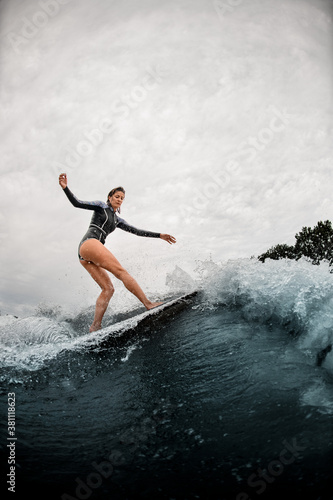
59, 173, 176, 332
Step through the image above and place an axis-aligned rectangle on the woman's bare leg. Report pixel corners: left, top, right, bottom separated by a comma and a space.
80, 239, 163, 311
80, 260, 114, 332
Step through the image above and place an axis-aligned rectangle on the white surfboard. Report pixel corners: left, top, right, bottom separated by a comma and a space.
72, 290, 198, 350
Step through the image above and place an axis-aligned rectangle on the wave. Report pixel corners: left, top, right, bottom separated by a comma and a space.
1, 257, 333, 379
0, 292, 197, 377
196, 257, 333, 357
0, 315, 76, 376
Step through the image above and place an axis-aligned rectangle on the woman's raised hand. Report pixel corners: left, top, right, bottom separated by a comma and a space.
59, 173, 67, 189
160, 234, 176, 245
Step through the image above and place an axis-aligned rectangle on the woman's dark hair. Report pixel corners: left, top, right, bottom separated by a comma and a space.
107, 186, 125, 213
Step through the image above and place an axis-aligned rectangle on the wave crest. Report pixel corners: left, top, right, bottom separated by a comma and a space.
197, 257, 333, 353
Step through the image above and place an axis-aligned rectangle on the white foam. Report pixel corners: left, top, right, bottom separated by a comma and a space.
198, 257, 333, 355
301, 379, 333, 414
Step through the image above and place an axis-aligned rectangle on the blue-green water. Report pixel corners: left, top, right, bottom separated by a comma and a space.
1, 259, 333, 499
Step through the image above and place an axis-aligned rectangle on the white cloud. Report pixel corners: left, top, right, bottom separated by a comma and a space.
1, 0, 332, 315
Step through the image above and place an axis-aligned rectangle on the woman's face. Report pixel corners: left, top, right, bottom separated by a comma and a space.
109, 191, 125, 211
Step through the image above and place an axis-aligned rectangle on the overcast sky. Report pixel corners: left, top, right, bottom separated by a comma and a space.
0, 0, 332, 316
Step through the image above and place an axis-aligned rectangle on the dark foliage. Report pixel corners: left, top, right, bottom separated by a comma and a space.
258, 220, 333, 268
258, 243, 296, 263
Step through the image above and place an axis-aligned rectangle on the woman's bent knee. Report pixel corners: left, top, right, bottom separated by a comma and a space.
104, 284, 114, 298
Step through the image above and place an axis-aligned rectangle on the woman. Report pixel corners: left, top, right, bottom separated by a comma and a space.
59, 173, 176, 332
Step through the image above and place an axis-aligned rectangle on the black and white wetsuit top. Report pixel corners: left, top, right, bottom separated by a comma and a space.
63, 187, 160, 260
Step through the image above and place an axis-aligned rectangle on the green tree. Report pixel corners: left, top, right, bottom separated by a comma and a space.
258, 220, 333, 267
258, 243, 295, 263
294, 220, 333, 265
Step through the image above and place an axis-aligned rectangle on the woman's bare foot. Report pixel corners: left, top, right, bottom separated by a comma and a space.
145, 301, 163, 311
89, 322, 102, 333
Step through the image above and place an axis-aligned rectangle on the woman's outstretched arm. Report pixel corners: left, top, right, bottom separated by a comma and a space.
59, 173, 106, 211
117, 217, 176, 244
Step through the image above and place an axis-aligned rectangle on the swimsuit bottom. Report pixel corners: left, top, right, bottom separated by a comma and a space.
78, 225, 106, 261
